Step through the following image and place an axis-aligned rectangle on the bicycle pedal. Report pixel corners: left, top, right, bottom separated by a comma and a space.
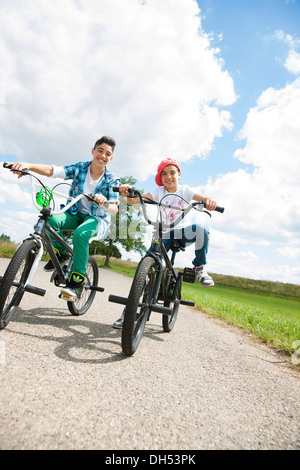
182, 267, 195, 283
59, 293, 76, 302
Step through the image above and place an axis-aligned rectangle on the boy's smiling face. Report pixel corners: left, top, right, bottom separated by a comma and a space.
91, 143, 114, 171
160, 164, 181, 192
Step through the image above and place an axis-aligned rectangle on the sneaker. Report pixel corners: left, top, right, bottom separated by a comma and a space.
193, 266, 215, 287
60, 272, 85, 302
60, 286, 81, 302
112, 309, 125, 329
44, 251, 70, 272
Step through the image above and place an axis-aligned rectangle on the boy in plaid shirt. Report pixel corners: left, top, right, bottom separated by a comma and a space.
10, 136, 119, 300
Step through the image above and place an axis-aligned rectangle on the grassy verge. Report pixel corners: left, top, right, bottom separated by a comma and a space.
95, 255, 138, 277
0, 240, 19, 259
182, 283, 300, 353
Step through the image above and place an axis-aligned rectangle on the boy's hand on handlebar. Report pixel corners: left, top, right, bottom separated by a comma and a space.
93, 194, 108, 206
205, 198, 217, 211
119, 184, 132, 196
8, 162, 29, 179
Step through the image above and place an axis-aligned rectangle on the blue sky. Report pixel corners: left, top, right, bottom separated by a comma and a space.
143, 0, 300, 191
0, 0, 300, 284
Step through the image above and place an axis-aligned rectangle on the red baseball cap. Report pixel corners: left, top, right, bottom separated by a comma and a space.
155, 158, 181, 186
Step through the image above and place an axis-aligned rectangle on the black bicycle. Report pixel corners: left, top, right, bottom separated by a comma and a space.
0, 163, 106, 330
109, 188, 224, 356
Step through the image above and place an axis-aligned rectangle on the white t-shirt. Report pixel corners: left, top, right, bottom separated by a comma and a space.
51, 165, 103, 214
79, 167, 104, 214
150, 184, 195, 231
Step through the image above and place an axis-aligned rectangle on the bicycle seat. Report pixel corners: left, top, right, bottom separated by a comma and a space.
170, 240, 185, 252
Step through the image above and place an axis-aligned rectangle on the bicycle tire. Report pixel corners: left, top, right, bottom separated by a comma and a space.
162, 271, 182, 332
0, 239, 38, 330
67, 256, 99, 316
122, 257, 156, 356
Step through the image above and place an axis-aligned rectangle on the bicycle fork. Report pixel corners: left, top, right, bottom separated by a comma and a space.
11, 236, 46, 298
108, 258, 173, 315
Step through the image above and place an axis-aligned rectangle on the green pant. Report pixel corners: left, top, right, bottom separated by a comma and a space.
48, 211, 98, 276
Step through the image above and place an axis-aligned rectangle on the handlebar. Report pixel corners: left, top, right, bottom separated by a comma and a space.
113, 186, 224, 212
113, 186, 224, 230
3, 162, 110, 214
3, 162, 29, 173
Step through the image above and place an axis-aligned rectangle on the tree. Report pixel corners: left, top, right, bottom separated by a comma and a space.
90, 176, 147, 266
90, 240, 122, 259
0, 234, 11, 242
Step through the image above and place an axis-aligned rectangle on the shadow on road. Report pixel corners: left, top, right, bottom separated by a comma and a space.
5, 306, 167, 364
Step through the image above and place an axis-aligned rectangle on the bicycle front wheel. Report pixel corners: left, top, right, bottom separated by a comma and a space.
0, 239, 38, 330
67, 256, 99, 316
162, 271, 182, 332
122, 257, 156, 356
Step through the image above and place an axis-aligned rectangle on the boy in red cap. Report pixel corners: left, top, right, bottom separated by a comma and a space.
112, 157, 218, 329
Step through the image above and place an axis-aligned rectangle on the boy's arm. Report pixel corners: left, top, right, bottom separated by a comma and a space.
193, 192, 217, 211
9, 162, 54, 179
119, 184, 153, 205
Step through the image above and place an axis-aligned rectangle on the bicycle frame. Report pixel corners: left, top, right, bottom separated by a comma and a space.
145, 236, 180, 307
15, 175, 86, 290
30, 206, 74, 285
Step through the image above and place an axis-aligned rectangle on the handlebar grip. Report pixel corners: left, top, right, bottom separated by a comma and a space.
113, 186, 137, 197
3, 162, 29, 175
215, 206, 224, 213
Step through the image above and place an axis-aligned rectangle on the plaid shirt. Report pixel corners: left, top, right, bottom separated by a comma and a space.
63, 161, 120, 239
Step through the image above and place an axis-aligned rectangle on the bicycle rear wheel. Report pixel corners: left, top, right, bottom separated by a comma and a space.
0, 239, 38, 329
67, 256, 99, 316
122, 257, 156, 356
162, 271, 182, 332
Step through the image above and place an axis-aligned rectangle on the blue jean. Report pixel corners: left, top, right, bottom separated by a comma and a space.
161, 223, 210, 267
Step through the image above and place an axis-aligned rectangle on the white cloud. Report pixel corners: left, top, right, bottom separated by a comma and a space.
273, 29, 300, 74
285, 50, 300, 73
0, 209, 37, 243
0, 165, 71, 242
197, 75, 300, 283
276, 245, 300, 260
0, 168, 32, 207
205, 77, 300, 234
0, 0, 236, 180
0, 0, 237, 247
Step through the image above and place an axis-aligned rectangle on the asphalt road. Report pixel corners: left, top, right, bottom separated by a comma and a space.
0, 258, 299, 450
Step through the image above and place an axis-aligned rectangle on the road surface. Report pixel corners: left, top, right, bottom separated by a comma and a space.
0, 258, 299, 450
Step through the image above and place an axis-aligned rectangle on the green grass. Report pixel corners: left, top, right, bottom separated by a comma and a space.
183, 284, 300, 320
95, 255, 137, 278
0, 240, 19, 259
181, 283, 300, 353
